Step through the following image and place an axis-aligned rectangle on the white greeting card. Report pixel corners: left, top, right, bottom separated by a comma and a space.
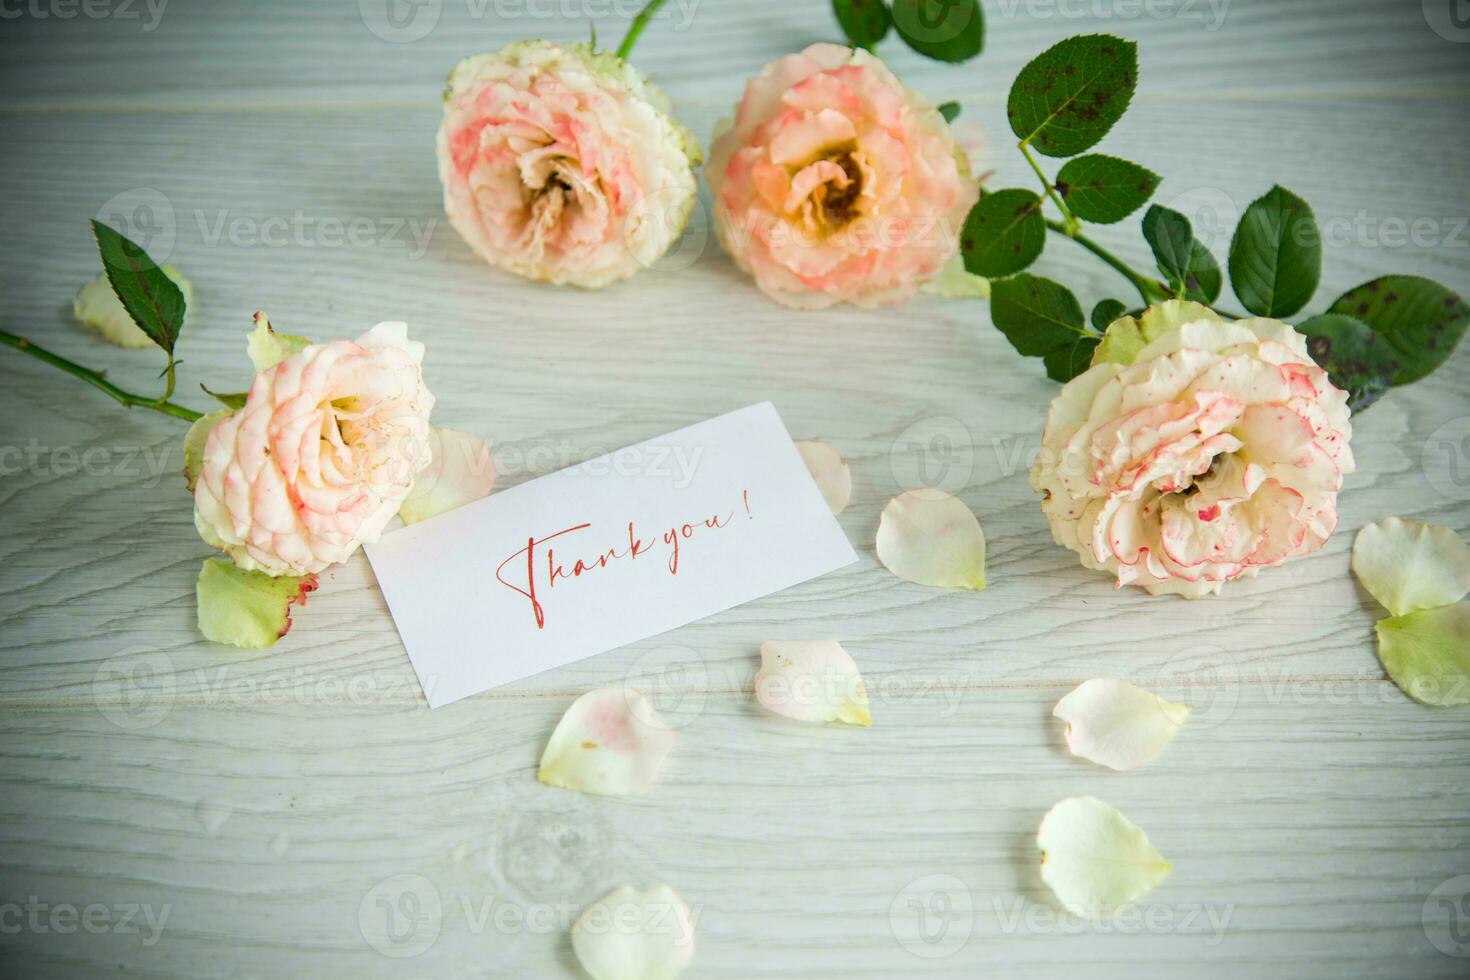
365, 403, 858, 707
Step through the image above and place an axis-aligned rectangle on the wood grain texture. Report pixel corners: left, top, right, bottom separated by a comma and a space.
1, 0, 1469, 976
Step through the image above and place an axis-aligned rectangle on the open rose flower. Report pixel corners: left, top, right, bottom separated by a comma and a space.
706, 44, 977, 309
1031, 303, 1354, 598
437, 41, 701, 288
193, 321, 435, 576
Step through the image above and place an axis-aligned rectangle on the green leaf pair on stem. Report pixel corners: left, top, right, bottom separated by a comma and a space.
832, 0, 984, 63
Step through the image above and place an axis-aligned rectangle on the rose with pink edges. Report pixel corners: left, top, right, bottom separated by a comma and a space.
437, 41, 701, 289
706, 43, 977, 309
1031, 305, 1355, 598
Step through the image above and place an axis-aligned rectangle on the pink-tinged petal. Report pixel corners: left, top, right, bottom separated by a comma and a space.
538, 688, 676, 796
571, 884, 696, 980
1353, 517, 1470, 617
196, 558, 317, 649
1053, 678, 1189, 771
876, 490, 987, 591
755, 641, 870, 726
399, 428, 495, 526
769, 108, 858, 167
793, 440, 851, 515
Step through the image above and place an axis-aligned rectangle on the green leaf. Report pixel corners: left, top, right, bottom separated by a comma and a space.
990, 274, 1086, 358
1008, 34, 1137, 158
891, 0, 983, 63
960, 189, 1045, 278
1055, 154, 1159, 224
196, 558, 318, 649
201, 384, 249, 411
937, 101, 960, 123
1375, 602, 1470, 707
833, 0, 891, 51
1141, 205, 1193, 291
1182, 240, 1222, 304
183, 409, 234, 492
1044, 336, 1101, 382
1327, 276, 1469, 386
1227, 185, 1321, 318
1091, 299, 1127, 331
90, 219, 187, 356
1297, 313, 1400, 411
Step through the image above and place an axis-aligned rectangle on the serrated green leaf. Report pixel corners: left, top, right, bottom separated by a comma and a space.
90, 219, 186, 356
937, 101, 960, 123
1008, 35, 1137, 158
1055, 154, 1159, 224
201, 384, 249, 411
1228, 185, 1321, 318
891, 0, 983, 63
833, 0, 891, 51
1141, 205, 1193, 291
1091, 299, 1127, 331
960, 189, 1045, 278
1297, 313, 1399, 411
1044, 335, 1101, 381
990, 274, 1086, 358
196, 558, 318, 649
1327, 276, 1469, 386
1183, 239, 1221, 304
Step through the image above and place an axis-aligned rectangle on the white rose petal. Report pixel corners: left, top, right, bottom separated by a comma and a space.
1038, 796, 1172, 918
755, 640, 871, 726
399, 428, 495, 525
794, 440, 852, 515
1352, 517, 1470, 617
1053, 678, 1189, 771
538, 688, 675, 796
876, 490, 987, 590
571, 884, 695, 980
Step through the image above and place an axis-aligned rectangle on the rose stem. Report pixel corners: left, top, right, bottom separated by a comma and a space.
615, 0, 670, 60
0, 329, 203, 423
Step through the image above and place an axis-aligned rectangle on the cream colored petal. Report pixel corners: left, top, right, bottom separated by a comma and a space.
73, 266, 192, 349
196, 558, 317, 649
876, 490, 986, 590
246, 311, 311, 372
1352, 517, 1470, 617
1375, 602, 1470, 706
571, 884, 695, 980
399, 428, 495, 525
183, 409, 234, 493
922, 254, 991, 298
538, 688, 675, 796
794, 440, 851, 515
1038, 796, 1172, 918
1053, 678, 1188, 771
755, 640, 871, 726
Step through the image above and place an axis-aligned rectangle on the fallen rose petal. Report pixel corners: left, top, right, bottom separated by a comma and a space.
571, 884, 695, 980
1352, 517, 1470, 617
876, 490, 987, 590
794, 440, 852, 516
922, 254, 991, 299
539, 688, 676, 796
74, 266, 192, 349
1053, 678, 1188, 770
245, 311, 311, 372
755, 640, 871, 726
399, 428, 495, 525
183, 409, 233, 493
1375, 602, 1470, 706
196, 558, 317, 649
1038, 796, 1171, 917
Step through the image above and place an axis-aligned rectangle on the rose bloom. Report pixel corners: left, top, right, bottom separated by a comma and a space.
437, 41, 701, 288
706, 43, 977, 309
1031, 310, 1355, 598
193, 322, 434, 576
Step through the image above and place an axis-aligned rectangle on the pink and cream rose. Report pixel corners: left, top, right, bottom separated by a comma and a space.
1031, 305, 1355, 598
437, 41, 701, 288
706, 43, 978, 309
193, 321, 435, 576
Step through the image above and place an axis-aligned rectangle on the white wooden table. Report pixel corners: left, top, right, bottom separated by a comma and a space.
2, 1, 1468, 976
